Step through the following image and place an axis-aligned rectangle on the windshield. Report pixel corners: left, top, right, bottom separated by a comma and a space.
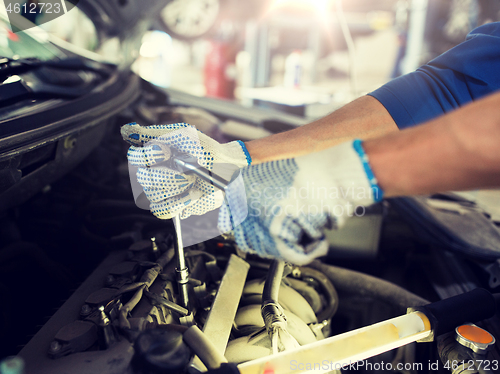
0, 13, 64, 61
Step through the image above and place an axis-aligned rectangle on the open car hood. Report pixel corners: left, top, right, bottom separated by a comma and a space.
3, 0, 167, 39
75, 0, 167, 39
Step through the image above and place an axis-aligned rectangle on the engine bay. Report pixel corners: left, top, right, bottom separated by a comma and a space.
2, 93, 500, 374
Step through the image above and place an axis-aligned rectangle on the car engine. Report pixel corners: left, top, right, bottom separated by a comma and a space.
1, 86, 500, 374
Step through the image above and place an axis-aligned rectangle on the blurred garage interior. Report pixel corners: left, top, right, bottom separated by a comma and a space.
1, 1, 500, 374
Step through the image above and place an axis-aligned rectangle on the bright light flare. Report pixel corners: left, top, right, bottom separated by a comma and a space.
269, 0, 331, 14
139, 30, 172, 59
264, 0, 336, 42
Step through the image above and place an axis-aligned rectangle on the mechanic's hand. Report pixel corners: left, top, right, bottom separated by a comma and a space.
121, 122, 251, 219
218, 140, 384, 264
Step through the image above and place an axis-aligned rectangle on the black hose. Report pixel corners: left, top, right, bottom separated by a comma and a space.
261, 260, 290, 347
262, 260, 285, 303
296, 266, 339, 322
309, 261, 429, 311
157, 247, 176, 269
437, 332, 495, 374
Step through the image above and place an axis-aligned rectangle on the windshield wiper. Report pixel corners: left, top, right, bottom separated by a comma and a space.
0, 57, 114, 82
0, 57, 116, 105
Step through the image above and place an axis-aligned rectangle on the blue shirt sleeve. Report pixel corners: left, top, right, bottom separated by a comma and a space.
368, 22, 500, 129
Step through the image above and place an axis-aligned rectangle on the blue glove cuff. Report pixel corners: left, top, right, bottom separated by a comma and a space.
352, 139, 384, 203
236, 140, 252, 165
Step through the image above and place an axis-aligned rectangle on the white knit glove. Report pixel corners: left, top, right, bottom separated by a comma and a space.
218, 140, 383, 264
121, 122, 252, 219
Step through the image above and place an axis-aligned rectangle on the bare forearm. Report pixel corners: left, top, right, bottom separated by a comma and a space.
364, 91, 500, 197
245, 95, 399, 164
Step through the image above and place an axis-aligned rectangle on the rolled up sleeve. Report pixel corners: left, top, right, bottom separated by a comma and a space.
369, 22, 500, 129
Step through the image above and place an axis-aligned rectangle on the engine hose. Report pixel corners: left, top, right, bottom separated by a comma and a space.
262, 260, 285, 304
295, 266, 339, 322
309, 261, 429, 311
437, 333, 495, 374
261, 261, 300, 353
183, 325, 227, 369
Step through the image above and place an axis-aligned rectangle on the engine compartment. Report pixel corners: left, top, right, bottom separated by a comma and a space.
16, 236, 334, 373
2, 90, 500, 374
11, 217, 435, 374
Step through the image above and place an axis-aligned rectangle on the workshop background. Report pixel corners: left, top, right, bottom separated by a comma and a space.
25, 0, 500, 119
2, 1, 500, 374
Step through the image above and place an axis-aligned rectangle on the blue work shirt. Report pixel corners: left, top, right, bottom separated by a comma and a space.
369, 22, 500, 129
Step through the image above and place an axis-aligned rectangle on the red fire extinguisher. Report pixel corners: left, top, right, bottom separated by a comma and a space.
204, 40, 237, 99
